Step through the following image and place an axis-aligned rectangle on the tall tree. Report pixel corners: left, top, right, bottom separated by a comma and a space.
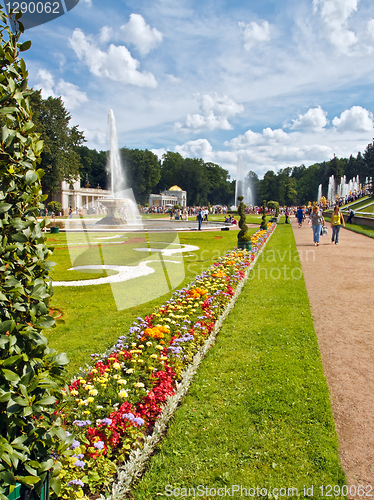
75, 146, 108, 189
363, 140, 374, 193
120, 148, 161, 204
29, 91, 84, 198
259, 170, 278, 202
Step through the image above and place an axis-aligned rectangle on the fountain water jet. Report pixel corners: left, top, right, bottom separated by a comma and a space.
235, 156, 253, 207
97, 110, 141, 227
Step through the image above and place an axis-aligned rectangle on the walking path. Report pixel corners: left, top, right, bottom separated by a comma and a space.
292, 220, 374, 495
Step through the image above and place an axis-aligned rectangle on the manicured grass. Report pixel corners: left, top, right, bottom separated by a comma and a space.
130, 224, 346, 499
45, 229, 252, 379
343, 224, 374, 238
341, 196, 372, 210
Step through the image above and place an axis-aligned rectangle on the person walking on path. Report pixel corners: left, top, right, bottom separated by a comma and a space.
297, 206, 304, 227
347, 207, 355, 224
310, 205, 324, 246
285, 208, 290, 224
331, 205, 345, 244
197, 208, 203, 231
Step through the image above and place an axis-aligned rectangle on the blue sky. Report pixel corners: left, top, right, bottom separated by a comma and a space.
6, 0, 374, 179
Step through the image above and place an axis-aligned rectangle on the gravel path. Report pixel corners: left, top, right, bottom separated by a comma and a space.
292, 219, 374, 498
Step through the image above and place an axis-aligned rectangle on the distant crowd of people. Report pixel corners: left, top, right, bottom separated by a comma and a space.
285, 201, 359, 246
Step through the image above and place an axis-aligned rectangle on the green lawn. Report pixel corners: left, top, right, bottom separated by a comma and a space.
130, 224, 346, 499
341, 196, 373, 211
45, 229, 251, 379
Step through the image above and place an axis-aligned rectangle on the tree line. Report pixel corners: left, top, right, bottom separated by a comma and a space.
30, 91, 374, 207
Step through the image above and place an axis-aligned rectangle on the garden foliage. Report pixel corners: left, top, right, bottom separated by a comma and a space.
236, 195, 250, 242
0, 8, 70, 498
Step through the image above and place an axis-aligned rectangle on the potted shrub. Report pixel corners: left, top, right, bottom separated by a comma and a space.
237, 196, 252, 250
0, 9, 71, 499
46, 202, 62, 234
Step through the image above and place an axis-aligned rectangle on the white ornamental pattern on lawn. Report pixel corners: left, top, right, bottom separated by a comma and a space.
52, 261, 180, 287
52, 243, 199, 287
52, 241, 199, 311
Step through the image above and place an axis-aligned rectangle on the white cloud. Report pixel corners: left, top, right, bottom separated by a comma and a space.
289, 106, 329, 131
99, 26, 113, 44
332, 106, 374, 132
368, 19, 374, 39
171, 105, 373, 179
69, 29, 157, 88
151, 148, 167, 160
34, 69, 88, 109
313, 0, 359, 54
175, 93, 244, 132
120, 14, 163, 56
80, 0, 92, 6
175, 139, 214, 159
239, 20, 271, 51
82, 127, 106, 145
226, 127, 290, 149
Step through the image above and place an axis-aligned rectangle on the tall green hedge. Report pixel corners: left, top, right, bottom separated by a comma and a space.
0, 8, 70, 498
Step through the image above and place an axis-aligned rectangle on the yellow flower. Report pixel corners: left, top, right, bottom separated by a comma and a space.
155, 345, 163, 350
131, 359, 137, 363
87, 397, 94, 403
119, 390, 128, 398
70, 389, 79, 396
112, 362, 121, 370
146, 341, 153, 347
88, 389, 98, 396
118, 379, 127, 385
133, 382, 145, 388
150, 354, 158, 359
91, 368, 98, 374
126, 368, 134, 374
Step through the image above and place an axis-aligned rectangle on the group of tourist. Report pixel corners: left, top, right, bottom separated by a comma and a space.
292, 204, 346, 246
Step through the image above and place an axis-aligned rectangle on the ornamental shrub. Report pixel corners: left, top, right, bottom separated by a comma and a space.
260, 199, 267, 229
267, 200, 279, 217
237, 195, 249, 241
0, 8, 70, 498
47, 201, 62, 215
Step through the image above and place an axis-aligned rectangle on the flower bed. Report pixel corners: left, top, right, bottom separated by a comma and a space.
55, 223, 276, 499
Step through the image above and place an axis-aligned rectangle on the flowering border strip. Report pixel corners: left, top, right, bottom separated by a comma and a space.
103, 222, 277, 500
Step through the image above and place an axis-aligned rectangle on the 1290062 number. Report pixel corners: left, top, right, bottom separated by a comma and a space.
5, 2, 60, 14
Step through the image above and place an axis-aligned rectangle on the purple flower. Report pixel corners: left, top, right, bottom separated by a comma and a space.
134, 417, 145, 426
94, 440, 105, 449
122, 412, 135, 421
70, 440, 80, 449
68, 479, 84, 487
74, 460, 85, 468
101, 418, 112, 425
65, 431, 71, 437
73, 420, 89, 427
